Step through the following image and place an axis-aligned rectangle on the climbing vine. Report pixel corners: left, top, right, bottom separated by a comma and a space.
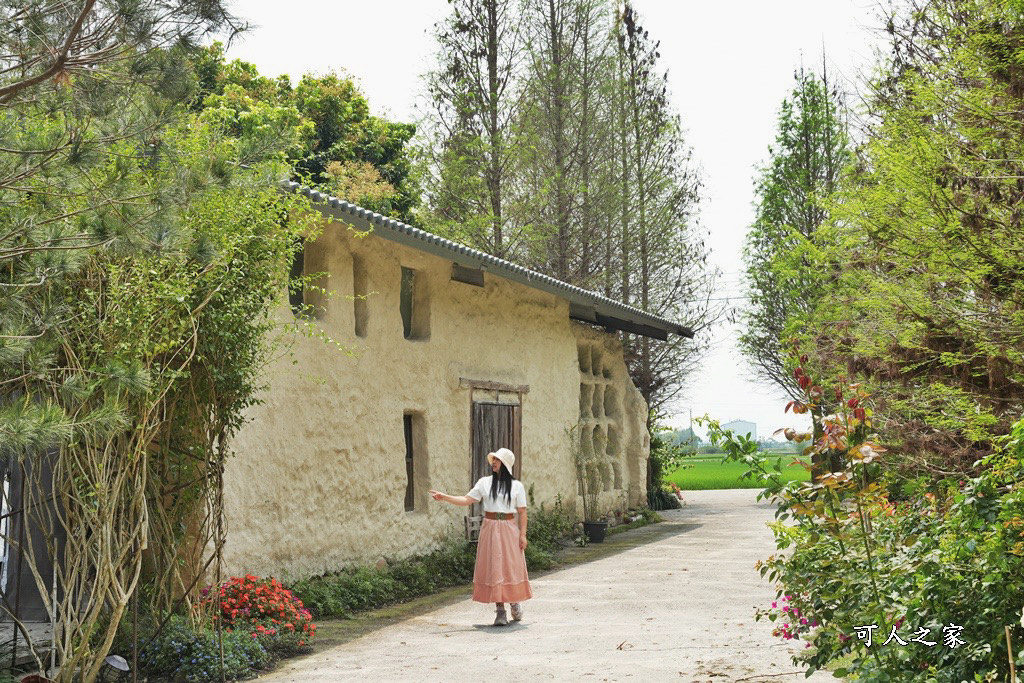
1, 103, 320, 679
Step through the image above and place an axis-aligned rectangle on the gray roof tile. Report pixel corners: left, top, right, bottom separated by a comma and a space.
280, 180, 693, 340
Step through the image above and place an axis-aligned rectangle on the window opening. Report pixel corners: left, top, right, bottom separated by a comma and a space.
353, 255, 368, 337
400, 266, 430, 339
400, 267, 415, 339
288, 240, 305, 316
404, 414, 415, 511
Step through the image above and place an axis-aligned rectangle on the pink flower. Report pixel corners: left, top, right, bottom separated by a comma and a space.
771, 602, 777, 608
805, 642, 812, 648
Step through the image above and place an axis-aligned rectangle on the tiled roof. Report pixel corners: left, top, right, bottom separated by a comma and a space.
281, 181, 693, 340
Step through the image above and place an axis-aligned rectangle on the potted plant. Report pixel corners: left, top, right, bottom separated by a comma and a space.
569, 422, 610, 543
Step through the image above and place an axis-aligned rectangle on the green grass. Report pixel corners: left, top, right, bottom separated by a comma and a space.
665, 454, 812, 491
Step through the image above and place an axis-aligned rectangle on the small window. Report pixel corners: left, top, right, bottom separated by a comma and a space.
288, 240, 305, 316
289, 238, 327, 319
400, 266, 430, 339
404, 414, 415, 511
403, 412, 428, 512
353, 255, 368, 338
400, 267, 415, 339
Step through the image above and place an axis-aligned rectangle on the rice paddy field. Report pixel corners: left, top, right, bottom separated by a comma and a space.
665, 453, 812, 491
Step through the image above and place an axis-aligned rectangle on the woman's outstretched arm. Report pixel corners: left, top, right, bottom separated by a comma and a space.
430, 490, 479, 506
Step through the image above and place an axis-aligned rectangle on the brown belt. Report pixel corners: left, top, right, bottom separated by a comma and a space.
484, 512, 516, 520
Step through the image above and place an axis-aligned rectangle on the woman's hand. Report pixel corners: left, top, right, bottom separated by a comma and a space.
519, 534, 528, 550
429, 490, 445, 501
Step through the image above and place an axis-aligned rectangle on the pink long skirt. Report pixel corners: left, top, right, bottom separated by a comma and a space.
472, 518, 533, 603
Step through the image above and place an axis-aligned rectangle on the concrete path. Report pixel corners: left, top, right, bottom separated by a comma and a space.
261, 489, 834, 682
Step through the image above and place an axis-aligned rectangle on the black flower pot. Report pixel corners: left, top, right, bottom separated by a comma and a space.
582, 520, 609, 543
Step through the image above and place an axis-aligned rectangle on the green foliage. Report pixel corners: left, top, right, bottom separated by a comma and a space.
527, 494, 576, 556
782, 0, 1024, 469
648, 426, 688, 510
193, 44, 421, 223
139, 615, 270, 683
523, 543, 555, 571
289, 541, 477, 619
0, 12, 320, 678
708, 350, 1024, 682
740, 65, 850, 399
525, 493, 577, 568
292, 500, 582, 616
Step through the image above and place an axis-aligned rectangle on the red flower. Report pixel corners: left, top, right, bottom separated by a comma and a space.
201, 574, 316, 648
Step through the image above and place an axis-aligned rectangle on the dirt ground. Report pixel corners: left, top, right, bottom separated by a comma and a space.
259, 489, 835, 682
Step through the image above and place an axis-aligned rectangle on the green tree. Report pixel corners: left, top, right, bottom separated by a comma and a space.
739, 65, 851, 402
423, 0, 528, 257
0, 5, 320, 680
193, 44, 421, 223
610, 2, 719, 424
518, 0, 614, 283
806, 0, 1024, 471
0, 0, 243, 480
421, 0, 722, 425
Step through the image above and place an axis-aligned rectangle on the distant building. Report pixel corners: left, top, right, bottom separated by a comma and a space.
722, 419, 757, 440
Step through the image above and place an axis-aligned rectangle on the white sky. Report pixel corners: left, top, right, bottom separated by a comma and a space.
225, 0, 886, 440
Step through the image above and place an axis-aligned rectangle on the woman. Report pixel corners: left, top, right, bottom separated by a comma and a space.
430, 447, 532, 626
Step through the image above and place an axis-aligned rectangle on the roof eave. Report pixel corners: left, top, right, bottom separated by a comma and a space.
280, 181, 695, 340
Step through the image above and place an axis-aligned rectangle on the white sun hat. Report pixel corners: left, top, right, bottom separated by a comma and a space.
486, 448, 516, 474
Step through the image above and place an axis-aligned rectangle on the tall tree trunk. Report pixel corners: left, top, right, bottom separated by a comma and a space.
617, 28, 631, 306
486, 0, 505, 255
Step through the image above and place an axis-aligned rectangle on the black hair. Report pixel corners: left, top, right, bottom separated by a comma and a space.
490, 461, 514, 506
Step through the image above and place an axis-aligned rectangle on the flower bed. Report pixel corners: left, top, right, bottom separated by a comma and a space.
208, 575, 316, 654
137, 575, 317, 682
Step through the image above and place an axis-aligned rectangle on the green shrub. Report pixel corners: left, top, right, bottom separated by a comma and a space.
139, 615, 269, 683
291, 497, 658, 620
648, 427, 687, 510
648, 488, 681, 510
527, 493, 576, 555
524, 542, 554, 570
289, 540, 476, 619
707, 365, 1024, 682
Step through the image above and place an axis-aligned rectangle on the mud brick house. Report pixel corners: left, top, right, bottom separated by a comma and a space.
222, 182, 693, 579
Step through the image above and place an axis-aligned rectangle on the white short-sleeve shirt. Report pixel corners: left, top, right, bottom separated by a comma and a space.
466, 476, 527, 514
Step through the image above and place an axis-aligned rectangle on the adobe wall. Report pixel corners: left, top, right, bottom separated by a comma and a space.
222, 214, 649, 580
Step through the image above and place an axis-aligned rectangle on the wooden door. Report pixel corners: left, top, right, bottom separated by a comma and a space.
469, 402, 522, 523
